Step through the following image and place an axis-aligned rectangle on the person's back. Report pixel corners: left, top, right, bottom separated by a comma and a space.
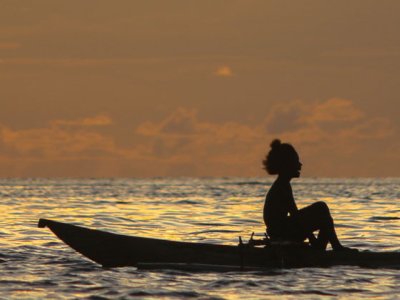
263, 178, 292, 239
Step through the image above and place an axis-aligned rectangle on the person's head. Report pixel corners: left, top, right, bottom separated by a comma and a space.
262, 139, 302, 178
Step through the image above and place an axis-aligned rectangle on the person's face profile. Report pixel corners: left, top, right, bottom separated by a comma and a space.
282, 149, 302, 178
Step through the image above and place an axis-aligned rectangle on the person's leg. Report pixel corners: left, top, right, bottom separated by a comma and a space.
296, 201, 343, 250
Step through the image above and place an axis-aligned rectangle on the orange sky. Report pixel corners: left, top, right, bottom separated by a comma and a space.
0, 1, 399, 177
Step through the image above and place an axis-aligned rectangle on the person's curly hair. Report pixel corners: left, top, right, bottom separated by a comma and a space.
262, 139, 297, 175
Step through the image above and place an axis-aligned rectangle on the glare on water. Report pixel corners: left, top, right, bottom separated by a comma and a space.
0, 178, 399, 299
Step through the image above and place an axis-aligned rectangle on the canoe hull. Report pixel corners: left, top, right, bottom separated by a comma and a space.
38, 219, 400, 269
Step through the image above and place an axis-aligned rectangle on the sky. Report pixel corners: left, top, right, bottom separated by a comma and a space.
0, 1, 399, 177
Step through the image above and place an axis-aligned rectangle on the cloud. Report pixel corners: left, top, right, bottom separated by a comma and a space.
214, 66, 233, 77
265, 98, 363, 131
340, 117, 394, 140
134, 99, 396, 176
135, 107, 263, 175
0, 115, 116, 161
137, 108, 198, 136
263, 98, 396, 176
264, 100, 307, 134
308, 98, 364, 123
51, 115, 112, 127
1, 126, 116, 159
0, 100, 397, 177
265, 98, 387, 140
136, 107, 259, 142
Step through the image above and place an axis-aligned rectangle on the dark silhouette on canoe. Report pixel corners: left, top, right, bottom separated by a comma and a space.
38, 219, 399, 269
263, 139, 356, 251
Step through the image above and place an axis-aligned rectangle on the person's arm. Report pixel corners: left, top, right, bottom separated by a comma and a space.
287, 189, 317, 245
287, 185, 298, 216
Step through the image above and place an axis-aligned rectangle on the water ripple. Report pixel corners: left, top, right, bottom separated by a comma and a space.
0, 178, 399, 299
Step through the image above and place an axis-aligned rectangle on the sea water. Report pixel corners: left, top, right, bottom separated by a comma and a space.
0, 178, 399, 299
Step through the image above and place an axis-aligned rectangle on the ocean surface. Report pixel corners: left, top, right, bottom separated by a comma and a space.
0, 177, 399, 299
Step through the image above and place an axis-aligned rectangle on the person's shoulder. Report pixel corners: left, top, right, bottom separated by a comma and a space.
270, 178, 292, 195
272, 178, 287, 188
267, 179, 283, 195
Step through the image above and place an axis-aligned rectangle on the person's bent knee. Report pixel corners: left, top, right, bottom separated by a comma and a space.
313, 201, 330, 214
314, 201, 334, 225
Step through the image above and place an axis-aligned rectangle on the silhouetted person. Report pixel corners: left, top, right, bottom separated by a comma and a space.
263, 139, 357, 251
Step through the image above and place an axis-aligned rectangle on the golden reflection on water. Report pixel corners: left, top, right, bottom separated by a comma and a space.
0, 178, 399, 299
1, 180, 399, 249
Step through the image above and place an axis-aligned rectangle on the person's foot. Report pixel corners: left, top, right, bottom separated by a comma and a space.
333, 246, 359, 253
310, 243, 326, 252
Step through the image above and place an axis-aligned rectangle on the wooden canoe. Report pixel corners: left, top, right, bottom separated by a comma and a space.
38, 219, 400, 269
